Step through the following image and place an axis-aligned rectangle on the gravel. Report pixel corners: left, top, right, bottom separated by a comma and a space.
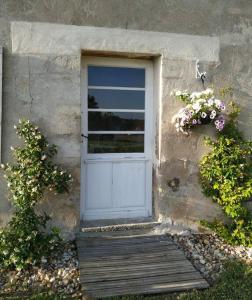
173, 233, 252, 284
1, 233, 252, 297
0, 242, 81, 298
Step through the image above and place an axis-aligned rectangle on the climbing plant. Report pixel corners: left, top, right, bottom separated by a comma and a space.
199, 89, 252, 247
171, 86, 252, 246
0, 119, 72, 270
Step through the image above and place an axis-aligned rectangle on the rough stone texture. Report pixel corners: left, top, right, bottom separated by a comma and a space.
10, 22, 219, 61
0, 1, 252, 237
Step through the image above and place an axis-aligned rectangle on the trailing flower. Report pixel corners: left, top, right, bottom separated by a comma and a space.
171, 88, 226, 134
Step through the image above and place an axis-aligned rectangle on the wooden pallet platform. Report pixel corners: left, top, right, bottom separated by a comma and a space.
77, 232, 209, 298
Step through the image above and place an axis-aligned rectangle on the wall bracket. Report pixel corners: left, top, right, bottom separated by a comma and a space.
195, 59, 207, 81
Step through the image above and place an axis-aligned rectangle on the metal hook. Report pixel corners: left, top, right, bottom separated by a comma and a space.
195, 60, 207, 88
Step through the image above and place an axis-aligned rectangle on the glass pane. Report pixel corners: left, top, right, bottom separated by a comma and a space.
88, 66, 145, 87
88, 112, 144, 131
88, 134, 144, 153
88, 89, 145, 110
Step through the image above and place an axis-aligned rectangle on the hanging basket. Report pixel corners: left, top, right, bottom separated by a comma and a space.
200, 115, 211, 125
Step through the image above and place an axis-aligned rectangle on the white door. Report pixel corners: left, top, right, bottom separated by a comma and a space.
81, 57, 153, 221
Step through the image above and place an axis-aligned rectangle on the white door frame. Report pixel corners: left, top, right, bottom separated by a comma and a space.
80, 56, 154, 221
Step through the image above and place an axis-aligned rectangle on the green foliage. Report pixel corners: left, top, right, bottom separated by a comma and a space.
199, 96, 252, 246
178, 261, 252, 300
0, 119, 72, 270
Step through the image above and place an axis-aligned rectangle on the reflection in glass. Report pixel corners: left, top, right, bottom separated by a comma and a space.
88, 89, 145, 110
88, 134, 144, 153
88, 112, 144, 131
88, 66, 145, 88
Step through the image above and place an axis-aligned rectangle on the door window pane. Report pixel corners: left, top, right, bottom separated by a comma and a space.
88, 66, 145, 88
88, 89, 145, 109
88, 112, 144, 131
88, 134, 144, 153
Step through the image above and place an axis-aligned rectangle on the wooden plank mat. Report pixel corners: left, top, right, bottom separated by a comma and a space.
77, 233, 209, 298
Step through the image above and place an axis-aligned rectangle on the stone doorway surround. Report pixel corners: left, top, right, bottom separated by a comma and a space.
10, 21, 220, 235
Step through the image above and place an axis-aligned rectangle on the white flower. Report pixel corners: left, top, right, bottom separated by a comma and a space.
210, 110, 217, 119
171, 114, 179, 124
170, 90, 177, 96
190, 88, 213, 100
207, 98, 214, 106
175, 91, 182, 96
10, 146, 14, 151
198, 98, 206, 104
170, 89, 189, 97
214, 99, 221, 108
190, 92, 201, 100
202, 88, 214, 95
201, 112, 207, 118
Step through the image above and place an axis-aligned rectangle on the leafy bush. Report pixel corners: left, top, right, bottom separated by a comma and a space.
199, 98, 252, 246
0, 119, 72, 270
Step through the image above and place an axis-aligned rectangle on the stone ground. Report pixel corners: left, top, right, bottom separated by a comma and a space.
1, 234, 252, 298
173, 233, 252, 285
0, 242, 82, 298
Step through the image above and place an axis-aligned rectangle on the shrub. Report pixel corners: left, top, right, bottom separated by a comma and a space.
0, 119, 72, 270
199, 99, 252, 246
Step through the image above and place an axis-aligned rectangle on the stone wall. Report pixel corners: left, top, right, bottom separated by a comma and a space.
0, 1, 252, 237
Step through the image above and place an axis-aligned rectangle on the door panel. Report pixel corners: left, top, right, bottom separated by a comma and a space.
81, 57, 153, 221
112, 161, 146, 208
86, 162, 112, 209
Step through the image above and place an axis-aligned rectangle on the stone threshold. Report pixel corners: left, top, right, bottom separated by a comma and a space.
79, 218, 160, 237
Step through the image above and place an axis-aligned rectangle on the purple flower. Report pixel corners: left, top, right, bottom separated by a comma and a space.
220, 102, 225, 111
215, 116, 225, 131
192, 119, 197, 125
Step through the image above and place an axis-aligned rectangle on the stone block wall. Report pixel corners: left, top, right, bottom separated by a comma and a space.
0, 1, 251, 237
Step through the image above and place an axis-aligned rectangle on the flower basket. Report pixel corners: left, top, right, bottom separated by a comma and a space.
171, 88, 226, 134
200, 115, 211, 125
